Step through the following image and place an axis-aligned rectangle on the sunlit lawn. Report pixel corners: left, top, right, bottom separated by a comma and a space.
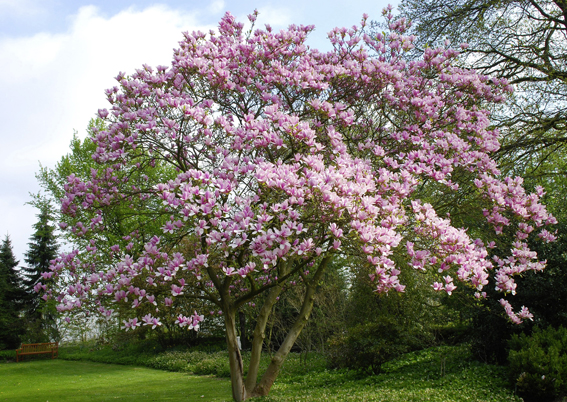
0, 359, 232, 402
0, 345, 524, 402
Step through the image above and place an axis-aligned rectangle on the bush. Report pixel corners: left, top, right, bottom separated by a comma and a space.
0, 349, 16, 362
192, 352, 231, 377
327, 318, 418, 374
508, 326, 567, 401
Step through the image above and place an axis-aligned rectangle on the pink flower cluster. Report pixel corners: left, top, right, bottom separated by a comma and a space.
175, 312, 205, 331
42, 10, 555, 327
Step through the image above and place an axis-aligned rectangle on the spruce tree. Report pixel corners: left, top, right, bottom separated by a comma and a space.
0, 235, 26, 349
21, 205, 59, 342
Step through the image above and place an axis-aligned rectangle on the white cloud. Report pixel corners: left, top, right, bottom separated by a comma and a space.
0, 4, 214, 167
0, 4, 215, 261
255, 6, 293, 27
0, 198, 37, 261
208, 0, 226, 14
0, 2, 303, 262
0, 32, 65, 84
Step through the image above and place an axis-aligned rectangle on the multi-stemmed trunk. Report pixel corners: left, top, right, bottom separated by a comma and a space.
223, 257, 330, 401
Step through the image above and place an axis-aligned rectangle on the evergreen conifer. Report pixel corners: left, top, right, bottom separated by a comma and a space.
21, 206, 59, 342
0, 235, 26, 349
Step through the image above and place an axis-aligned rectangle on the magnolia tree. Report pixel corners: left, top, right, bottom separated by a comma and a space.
41, 9, 556, 401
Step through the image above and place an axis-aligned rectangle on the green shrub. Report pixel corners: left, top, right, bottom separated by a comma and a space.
327, 318, 417, 374
0, 349, 16, 362
192, 352, 231, 377
508, 326, 567, 400
146, 351, 189, 371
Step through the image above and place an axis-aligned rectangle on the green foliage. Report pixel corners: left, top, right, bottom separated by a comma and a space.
518, 223, 567, 329
468, 216, 567, 365
144, 350, 208, 371
397, 0, 567, 369
19, 204, 60, 343
467, 292, 519, 364
327, 318, 414, 374
508, 326, 567, 400
32, 119, 174, 256
32, 120, 219, 345
193, 355, 231, 377
0, 348, 16, 361
331, 253, 465, 374
256, 345, 521, 402
21, 204, 59, 296
59, 340, 232, 377
0, 235, 26, 350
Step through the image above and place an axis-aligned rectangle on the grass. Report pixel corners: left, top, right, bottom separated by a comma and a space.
0, 359, 232, 402
1, 343, 523, 402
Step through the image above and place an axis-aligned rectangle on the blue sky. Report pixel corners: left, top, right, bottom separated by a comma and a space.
0, 0, 393, 263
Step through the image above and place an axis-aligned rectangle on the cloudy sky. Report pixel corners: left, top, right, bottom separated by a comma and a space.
0, 0, 393, 263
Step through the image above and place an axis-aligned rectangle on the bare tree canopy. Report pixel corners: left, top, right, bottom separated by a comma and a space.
400, 0, 567, 177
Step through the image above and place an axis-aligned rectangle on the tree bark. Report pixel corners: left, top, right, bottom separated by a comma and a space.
244, 282, 284, 394
239, 311, 248, 350
224, 307, 248, 401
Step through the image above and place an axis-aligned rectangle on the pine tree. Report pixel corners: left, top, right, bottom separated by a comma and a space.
21, 205, 60, 342
22, 206, 59, 303
0, 235, 26, 349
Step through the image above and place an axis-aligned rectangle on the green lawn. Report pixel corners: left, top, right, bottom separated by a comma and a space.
0, 360, 232, 402
0, 345, 523, 402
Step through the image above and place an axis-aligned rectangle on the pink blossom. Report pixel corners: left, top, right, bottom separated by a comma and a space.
44, 9, 557, 345
122, 317, 141, 331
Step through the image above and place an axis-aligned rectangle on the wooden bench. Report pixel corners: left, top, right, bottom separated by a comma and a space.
16, 342, 59, 362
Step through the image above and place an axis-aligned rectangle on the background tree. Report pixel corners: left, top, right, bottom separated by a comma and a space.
19, 204, 60, 342
32, 119, 173, 255
469, 182, 567, 364
399, 0, 567, 362
0, 235, 26, 349
328, 249, 474, 373
32, 119, 194, 344
264, 257, 348, 356
41, 11, 556, 401
399, 0, 567, 179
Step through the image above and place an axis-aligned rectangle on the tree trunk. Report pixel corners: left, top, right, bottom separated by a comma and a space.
244, 282, 284, 394
251, 257, 330, 397
224, 307, 248, 401
239, 311, 248, 350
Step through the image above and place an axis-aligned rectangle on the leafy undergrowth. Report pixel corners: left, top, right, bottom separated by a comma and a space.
46, 342, 521, 401
253, 345, 522, 402
0, 349, 16, 362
